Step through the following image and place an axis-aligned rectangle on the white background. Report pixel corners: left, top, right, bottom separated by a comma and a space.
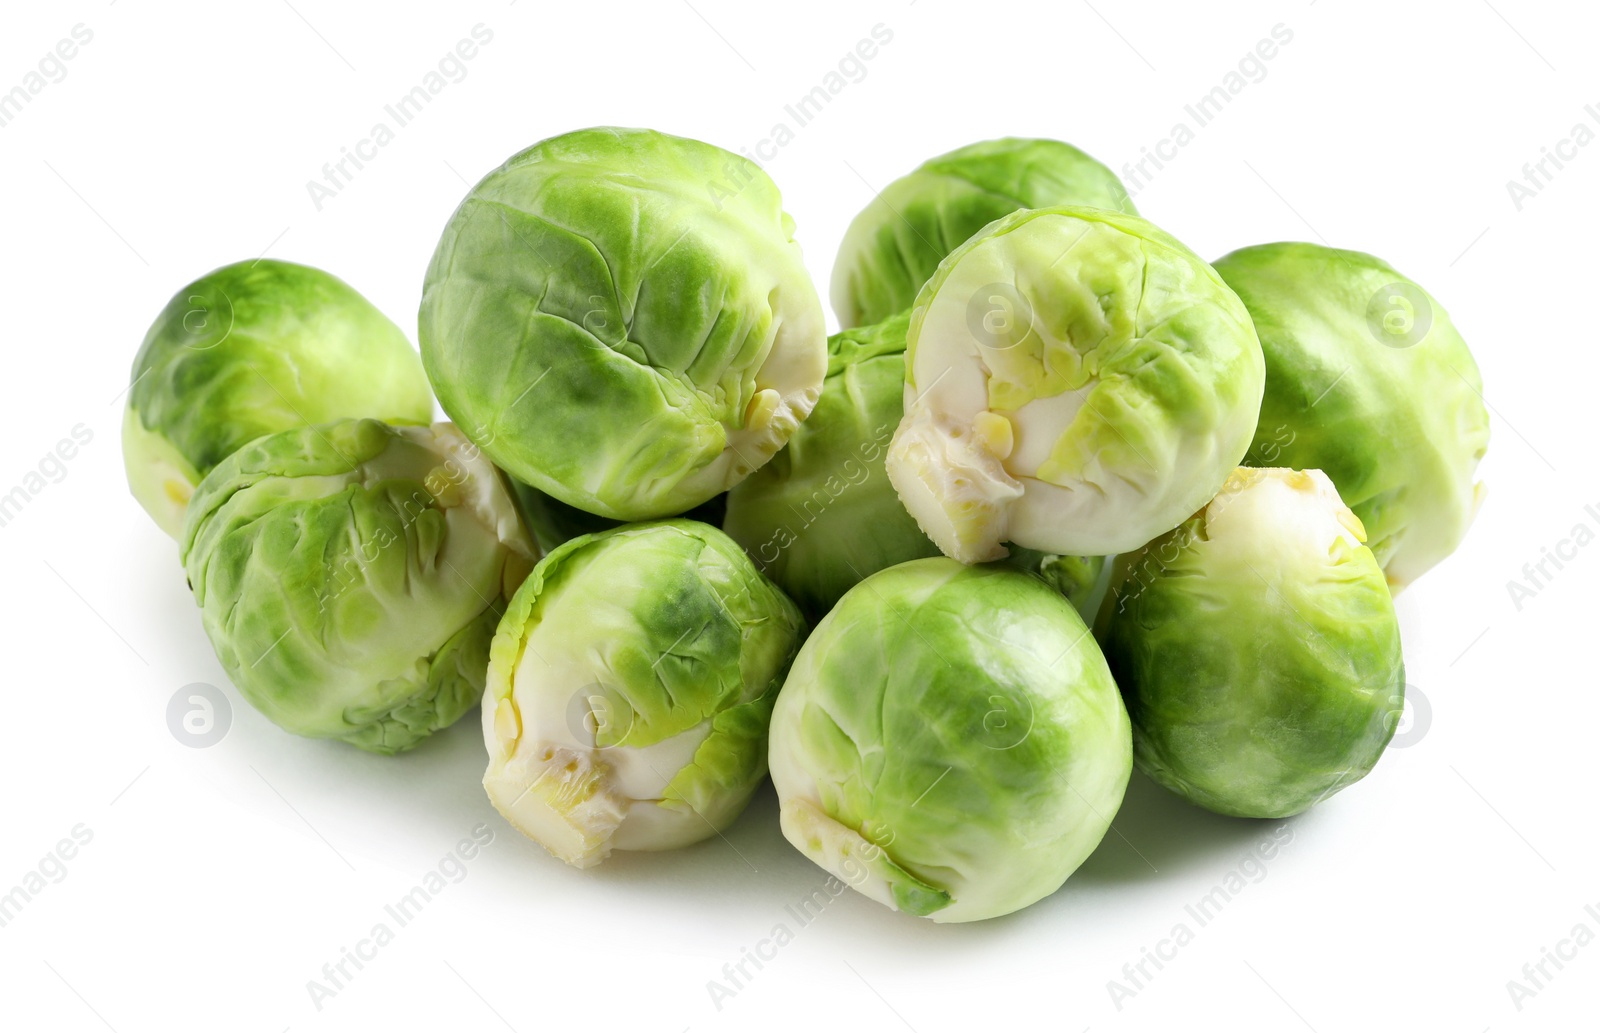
1, 1, 1595, 1030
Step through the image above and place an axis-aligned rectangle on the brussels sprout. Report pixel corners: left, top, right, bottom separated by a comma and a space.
725, 311, 1106, 618
482, 520, 804, 868
123, 259, 434, 539
1096, 468, 1405, 818
769, 558, 1131, 922
831, 137, 1137, 328
1212, 242, 1490, 589
182, 419, 535, 753
507, 480, 621, 555
1010, 548, 1108, 618
510, 478, 727, 555
886, 206, 1265, 564
420, 127, 828, 522
723, 311, 934, 615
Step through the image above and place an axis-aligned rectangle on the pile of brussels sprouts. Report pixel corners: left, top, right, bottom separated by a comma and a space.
123, 127, 1489, 923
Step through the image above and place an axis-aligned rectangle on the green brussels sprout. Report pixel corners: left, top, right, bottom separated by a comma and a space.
182, 419, 536, 753
482, 520, 804, 868
1212, 242, 1490, 589
123, 259, 434, 539
831, 137, 1136, 328
769, 557, 1131, 922
1096, 468, 1405, 818
507, 480, 621, 555
723, 311, 933, 615
886, 206, 1265, 564
1010, 548, 1108, 618
724, 310, 1106, 618
420, 127, 828, 523
509, 478, 726, 555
